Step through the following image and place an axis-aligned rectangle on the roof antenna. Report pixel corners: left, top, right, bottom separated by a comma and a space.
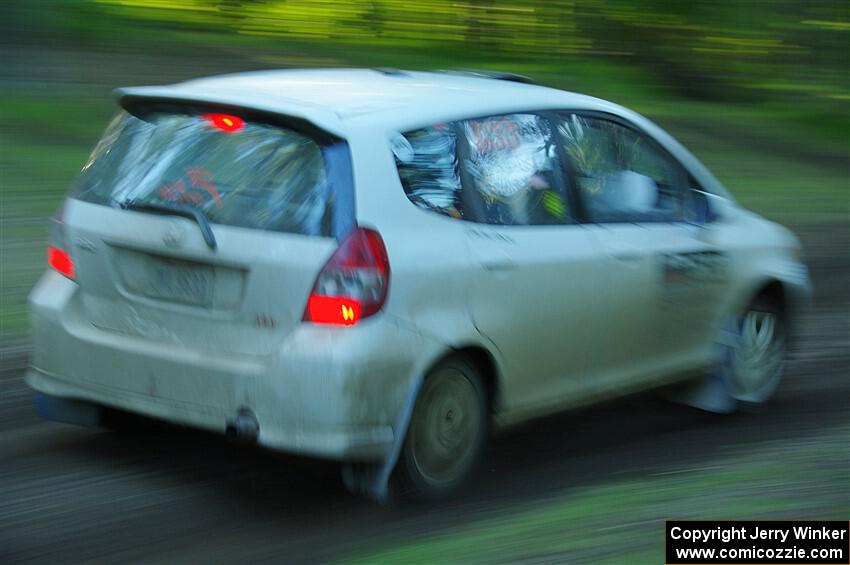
437, 69, 536, 84
373, 68, 408, 77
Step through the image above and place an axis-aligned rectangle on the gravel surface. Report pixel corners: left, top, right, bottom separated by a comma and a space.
1, 222, 847, 564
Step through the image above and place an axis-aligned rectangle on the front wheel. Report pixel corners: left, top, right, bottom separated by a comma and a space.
393, 356, 489, 500
720, 297, 786, 406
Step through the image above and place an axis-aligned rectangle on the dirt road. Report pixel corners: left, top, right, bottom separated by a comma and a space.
1, 223, 847, 563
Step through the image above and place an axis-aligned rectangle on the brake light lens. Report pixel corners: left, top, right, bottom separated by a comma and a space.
305, 296, 362, 326
47, 203, 76, 280
203, 113, 244, 133
48, 246, 75, 279
303, 228, 390, 326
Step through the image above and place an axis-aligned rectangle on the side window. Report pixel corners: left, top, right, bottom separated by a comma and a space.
558, 114, 688, 223
461, 114, 570, 226
395, 124, 464, 219
394, 114, 571, 226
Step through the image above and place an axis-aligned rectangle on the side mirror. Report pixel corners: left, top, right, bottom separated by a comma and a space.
685, 189, 716, 225
602, 171, 658, 214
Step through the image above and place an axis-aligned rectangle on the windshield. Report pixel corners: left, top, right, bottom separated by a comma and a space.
72, 109, 354, 238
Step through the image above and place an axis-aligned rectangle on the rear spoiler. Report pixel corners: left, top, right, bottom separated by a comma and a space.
114, 86, 346, 143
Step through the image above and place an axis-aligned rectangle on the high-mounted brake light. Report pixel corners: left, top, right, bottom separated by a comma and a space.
203, 113, 244, 133
303, 228, 390, 326
48, 246, 75, 279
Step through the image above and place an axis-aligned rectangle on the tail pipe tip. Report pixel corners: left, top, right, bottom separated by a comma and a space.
227, 409, 260, 443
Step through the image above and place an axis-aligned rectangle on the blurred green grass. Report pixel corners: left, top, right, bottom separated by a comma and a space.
342, 425, 849, 564
1, 90, 114, 338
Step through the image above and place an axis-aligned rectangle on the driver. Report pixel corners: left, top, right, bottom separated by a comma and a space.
465, 115, 566, 225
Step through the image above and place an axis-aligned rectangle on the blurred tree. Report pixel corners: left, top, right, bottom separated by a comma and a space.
361, 1, 385, 38
465, 0, 498, 51
6, 0, 847, 108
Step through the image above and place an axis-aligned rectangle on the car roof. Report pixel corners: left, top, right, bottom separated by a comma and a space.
116, 68, 626, 134
114, 68, 732, 201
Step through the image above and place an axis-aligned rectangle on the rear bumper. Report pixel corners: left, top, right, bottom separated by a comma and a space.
26, 367, 393, 459
28, 271, 443, 462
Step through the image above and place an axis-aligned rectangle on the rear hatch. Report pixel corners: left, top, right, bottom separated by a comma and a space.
63, 102, 355, 357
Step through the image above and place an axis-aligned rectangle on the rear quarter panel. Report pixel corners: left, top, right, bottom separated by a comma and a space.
346, 126, 498, 373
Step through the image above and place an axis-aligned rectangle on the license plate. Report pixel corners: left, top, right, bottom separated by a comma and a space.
145, 257, 214, 307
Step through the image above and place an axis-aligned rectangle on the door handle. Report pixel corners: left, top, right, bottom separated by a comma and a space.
611, 252, 642, 263
482, 258, 515, 272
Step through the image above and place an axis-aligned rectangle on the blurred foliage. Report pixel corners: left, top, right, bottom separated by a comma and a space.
7, 0, 847, 106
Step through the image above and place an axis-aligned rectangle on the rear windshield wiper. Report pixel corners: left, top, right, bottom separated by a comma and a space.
119, 200, 217, 251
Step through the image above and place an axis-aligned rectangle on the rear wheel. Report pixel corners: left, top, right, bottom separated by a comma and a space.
394, 356, 488, 500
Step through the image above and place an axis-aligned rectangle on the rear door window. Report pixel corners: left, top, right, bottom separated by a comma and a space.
73, 109, 354, 238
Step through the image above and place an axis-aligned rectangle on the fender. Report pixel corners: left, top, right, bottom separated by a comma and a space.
344, 314, 501, 502
670, 263, 811, 414
729, 266, 812, 339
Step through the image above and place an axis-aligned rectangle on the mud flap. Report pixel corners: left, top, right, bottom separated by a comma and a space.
668, 373, 736, 414
342, 378, 423, 504
667, 321, 739, 414
34, 392, 103, 427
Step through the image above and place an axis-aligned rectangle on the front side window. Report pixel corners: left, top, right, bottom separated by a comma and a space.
73, 108, 354, 238
395, 113, 571, 226
558, 114, 688, 223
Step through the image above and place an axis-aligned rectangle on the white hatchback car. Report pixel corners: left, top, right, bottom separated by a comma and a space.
28, 69, 811, 500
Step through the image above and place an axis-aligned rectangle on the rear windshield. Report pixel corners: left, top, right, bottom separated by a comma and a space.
72, 108, 354, 238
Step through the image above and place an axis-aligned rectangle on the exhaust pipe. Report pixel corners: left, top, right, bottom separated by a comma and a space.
226, 409, 259, 443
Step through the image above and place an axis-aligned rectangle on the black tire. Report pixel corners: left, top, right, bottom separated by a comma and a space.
393, 356, 489, 501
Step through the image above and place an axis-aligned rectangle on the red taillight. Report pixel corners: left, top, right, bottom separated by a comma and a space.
203, 113, 244, 133
48, 246, 75, 279
303, 228, 390, 326
305, 296, 362, 326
